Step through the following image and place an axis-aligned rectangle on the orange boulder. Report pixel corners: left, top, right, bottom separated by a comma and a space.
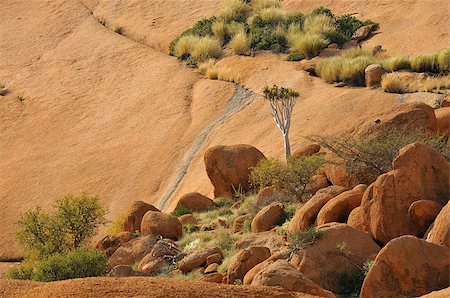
141, 211, 182, 240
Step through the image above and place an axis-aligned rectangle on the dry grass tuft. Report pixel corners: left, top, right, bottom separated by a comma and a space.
303, 14, 336, 35
257, 7, 286, 23
229, 32, 250, 55
219, 0, 249, 21
250, 0, 281, 11
381, 56, 411, 72
289, 33, 328, 59
174, 35, 222, 62
212, 21, 226, 44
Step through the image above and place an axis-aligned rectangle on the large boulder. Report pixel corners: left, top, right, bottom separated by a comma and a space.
347, 206, 366, 232
141, 211, 182, 240
204, 144, 266, 199
96, 231, 135, 256
435, 107, 449, 135
426, 201, 450, 248
408, 200, 442, 233
236, 231, 285, 251
365, 64, 386, 88
176, 192, 213, 212
360, 236, 450, 298
107, 235, 158, 269
316, 185, 367, 225
242, 251, 287, 285
322, 164, 358, 189
178, 247, 223, 273
305, 174, 330, 195
251, 260, 335, 297
251, 203, 283, 233
289, 186, 347, 233
352, 24, 375, 41
361, 143, 449, 244
290, 223, 380, 292
227, 246, 271, 284
123, 201, 159, 233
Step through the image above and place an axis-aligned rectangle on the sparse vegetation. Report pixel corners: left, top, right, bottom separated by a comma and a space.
309, 126, 449, 184
382, 73, 450, 94
107, 213, 126, 235
173, 205, 193, 217
335, 260, 374, 297
289, 33, 329, 59
288, 227, 323, 253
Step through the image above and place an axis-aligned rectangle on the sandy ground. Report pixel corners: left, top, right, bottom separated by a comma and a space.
1, 0, 448, 259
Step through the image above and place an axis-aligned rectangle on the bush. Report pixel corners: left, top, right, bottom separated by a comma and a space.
381, 73, 406, 93
249, 13, 288, 53
340, 56, 378, 86
7, 263, 34, 280
285, 13, 305, 28
250, 155, 325, 200
286, 51, 304, 61
288, 227, 323, 253
212, 21, 227, 45
32, 249, 107, 282
173, 205, 193, 217
257, 7, 286, 24
335, 260, 374, 297
107, 213, 126, 235
436, 48, 450, 73
336, 14, 378, 39
289, 33, 328, 59
310, 6, 334, 18
16, 193, 107, 258
411, 54, 438, 73
309, 127, 449, 184
214, 197, 235, 208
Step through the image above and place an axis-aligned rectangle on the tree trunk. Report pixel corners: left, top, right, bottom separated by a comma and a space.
283, 132, 291, 160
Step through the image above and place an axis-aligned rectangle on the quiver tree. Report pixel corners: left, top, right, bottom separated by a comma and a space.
263, 84, 299, 159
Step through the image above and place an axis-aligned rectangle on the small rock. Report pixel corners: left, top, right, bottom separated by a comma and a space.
176, 192, 213, 212
365, 64, 386, 88
204, 263, 219, 274
140, 211, 182, 240
251, 203, 283, 233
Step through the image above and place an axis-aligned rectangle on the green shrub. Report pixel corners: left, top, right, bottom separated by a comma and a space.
335, 260, 374, 297
285, 13, 305, 28
310, 6, 334, 18
277, 203, 298, 225
250, 0, 281, 11
309, 126, 449, 184
219, 0, 248, 22
303, 14, 336, 36
336, 14, 378, 39
288, 227, 323, 253
32, 249, 107, 282
16, 193, 107, 258
173, 205, 193, 217
322, 31, 348, 47
7, 263, 34, 280
107, 213, 126, 235
250, 155, 325, 200
169, 17, 216, 56
249, 14, 289, 53
436, 48, 450, 73
410, 54, 438, 73
286, 51, 304, 61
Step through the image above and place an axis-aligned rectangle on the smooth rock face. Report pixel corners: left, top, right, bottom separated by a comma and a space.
408, 200, 442, 234
251, 203, 283, 233
365, 64, 386, 87
361, 236, 450, 298
361, 143, 449, 244
291, 223, 380, 292
305, 174, 330, 195
140, 211, 182, 240
292, 143, 320, 157
251, 260, 335, 297
236, 231, 285, 252
177, 214, 197, 225
316, 185, 366, 225
123, 201, 160, 233
289, 186, 347, 233
347, 206, 366, 232
243, 252, 287, 285
435, 107, 450, 136
322, 164, 358, 189
204, 144, 266, 199
176, 192, 213, 212
227, 246, 271, 284
178, 247, 223, 273
426, 201, 450, 248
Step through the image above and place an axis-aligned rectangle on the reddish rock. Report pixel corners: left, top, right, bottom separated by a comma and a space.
365, 64, 386, 88
435, 107, 449, 135
347, 206, 366, 232
96, 232, 135, 256
251, 203, 283, 233
232, 214, 252, 233
178, 247, 223, 273
227, 246, 271, 284
319, 47, 342, 58
292, 144, 321, 157
178, 214, 198, 225
204, 263, 219, 274
204, 144, 266, 199
176, 192, 213, 212
123, 201, 159, 233
138, 238, 183, 272
361, 143, 449, 244
305, 174, 330, 195
141, 211, 182, 240
206, 253, 223, 266
107, 235, 158, 269
291, 223, 380, 292
243, 251, 287, 285
361, 236, 450, 298
322, 164, 358, 189
298, 57, 322, 74
251, 260, 335, 297
316, 185, 367, 226
440, 96, 450, 107
426, 201, 450, 248
289, 186, 347, 233
408, 200, 442, 234
236, 231, 285, 252
199, 272, 224, 283
342, 39, 359, 50
110, 265, 148, 277
255, 186, 277, 209
352, 24, 375, 41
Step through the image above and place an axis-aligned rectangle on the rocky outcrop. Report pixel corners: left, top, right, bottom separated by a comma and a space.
347, 206, 366, 232
96, 232, 135, 256
435, 107, 449, 135
140, 211, 182, 240
305, 174, 330, 195
361, 143, 449, 244
138, 238, 184, 273
107, 235, 158, 269
289, 186, 347, 232
365, 64, 386, 87
408, 200, 442, 233
352, 24, 375, 41
251, 203, 283, 233
361, 236, 450, 298
322, 164, 358, 189
123, 201, 159, 233
251, 260, 335, 297
316, 185, 367, 225
426, 202, 450, 248
290, 223, 380, 292
204, 144, 266, 199
178, 247, 223, 273
236, 231, 285, 251
227, 246, 271, 284
176, 192, 213, 212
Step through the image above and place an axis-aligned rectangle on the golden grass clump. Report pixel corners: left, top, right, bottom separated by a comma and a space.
286, 23, 302, 46
289, 33, 328, 59
225, 21, 246, 37
381, 56, 411, 72
200, 62, 241, 83
229, 32, 251, 55
340, 56, 378, 84
198, 59, 217, 75
410, 54, 438, 72
257, 7, 286, 23
316, 56, 344, 83
250, 0, 281, 11
212, 21, 226, 44
340, 47, 375, 59
303, 14, 336, 35
417, 76, 450, 92
174, 35, 222, 62
381, 73, 410, 93
217, 68, 241, 83
219, 0, 249, 21
436, 48, 450, 72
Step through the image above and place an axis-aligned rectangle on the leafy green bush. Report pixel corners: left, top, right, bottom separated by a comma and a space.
310, 6, 334, 18
32, 249, 107, 282
250, 155, 325, 200
16, 193, 107, 258
288, 227, 323, 253
309, 126, 449, 184
286, 51, 304, 61
7, 263, 34, 280
277, 203, 299, 225
336, 14, 379, 39
285, 13, 305, 28
249, 14, 288, 53
173, 205, 193, 217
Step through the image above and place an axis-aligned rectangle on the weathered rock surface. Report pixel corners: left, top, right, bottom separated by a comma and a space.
232, 214, 252, 233
107, 235, 158, 269
435, 107, 449, 135
178, 214, 198, 225
123, 201, 159, 233
347, 206, 366, 232
292, 144, 321, 157
251, 203, 283, 232
361, 143, 449, 244
361, 236, 450, 298
426, 201, 450, 248
408, 200, 442, 233
178, 247, 223, 273
365, 64, 386, 87
141, 211, 182, 240
96, 232, 135, 256
176, 192, 213, 212
227, 246, 271, 284
204, 144, 266, 199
